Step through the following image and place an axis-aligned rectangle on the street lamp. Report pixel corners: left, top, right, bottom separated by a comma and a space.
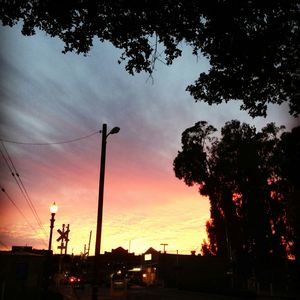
95, 124, 120, 255
48, 202, 58, 252
92, 124, 119, 300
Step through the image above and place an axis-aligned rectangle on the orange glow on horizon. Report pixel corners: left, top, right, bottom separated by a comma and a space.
0, 25, 215, 256
1, 154, 210, 255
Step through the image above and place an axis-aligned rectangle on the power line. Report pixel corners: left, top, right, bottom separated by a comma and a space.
0, 240, 10, 250
0, 130, 100, 145
1, 187, 30, 225
0, 129, 101, 249
0, 142, 48, 239
1, 187, 48, 248
1, 142, 47, 237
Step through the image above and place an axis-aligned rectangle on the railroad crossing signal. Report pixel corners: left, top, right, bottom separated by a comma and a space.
56, 224, 70, 254
57, 224, 70, 242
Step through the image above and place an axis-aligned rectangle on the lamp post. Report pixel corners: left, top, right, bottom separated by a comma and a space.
48, 202, 58, 252
92, 123, 120, 300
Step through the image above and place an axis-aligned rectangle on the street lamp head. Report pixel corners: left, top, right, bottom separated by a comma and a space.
109, 127, 120, 135
50, 202, 58, 214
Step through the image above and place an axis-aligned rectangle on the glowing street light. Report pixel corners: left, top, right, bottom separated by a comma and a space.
50, 202, 58, 214
48, 202, 58, 252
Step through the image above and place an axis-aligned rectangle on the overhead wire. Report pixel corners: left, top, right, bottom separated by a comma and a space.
1, 187, 48, 248
0, 130, 100, 145
0, 142, 48, 240
0, 129, 101, 249
1, 187, 38, 233
0, 240, 10, 250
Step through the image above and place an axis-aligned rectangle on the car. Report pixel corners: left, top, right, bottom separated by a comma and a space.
67, 275, 84, 289
111, 271, 127, 290
126, 270, 144, 287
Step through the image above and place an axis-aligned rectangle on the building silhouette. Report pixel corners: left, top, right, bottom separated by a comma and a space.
1, 245, 299, 299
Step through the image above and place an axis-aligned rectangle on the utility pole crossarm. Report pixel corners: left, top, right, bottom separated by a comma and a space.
160, 243, 168, 253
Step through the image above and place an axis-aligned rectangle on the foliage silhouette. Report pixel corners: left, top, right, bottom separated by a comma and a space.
280, 126, 300, 260
1, 1, 299, 117
174, 121, 299, 271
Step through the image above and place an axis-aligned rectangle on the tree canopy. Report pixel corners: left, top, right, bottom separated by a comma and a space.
174, 120, 299, 269
1, 0, 299, 117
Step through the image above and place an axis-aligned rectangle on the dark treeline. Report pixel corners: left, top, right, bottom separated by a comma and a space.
174, 121, 300, 283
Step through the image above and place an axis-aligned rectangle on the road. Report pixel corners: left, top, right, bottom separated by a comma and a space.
56, 285, 248, 300
53, 284, 295, 300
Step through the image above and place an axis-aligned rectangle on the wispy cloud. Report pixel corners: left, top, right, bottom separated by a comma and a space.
0, 24, 297, 254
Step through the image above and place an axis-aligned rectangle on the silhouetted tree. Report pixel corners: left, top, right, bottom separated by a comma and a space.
280, 126, 300, 260
1, 1, 299, 117
174, 121, 231, 258
174, 121, 295, 271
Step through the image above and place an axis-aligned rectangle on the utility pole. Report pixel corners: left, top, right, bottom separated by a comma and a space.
94, 124, 120, 256
160, 243, 168, 254
92, 124, 108, 300
92, 124, 120, 300
65, 224, 70, 255
95, 124, 107, 256
87, 230, 92, 256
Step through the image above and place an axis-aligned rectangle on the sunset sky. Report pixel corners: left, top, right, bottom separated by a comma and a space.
0, 24, 298, 255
